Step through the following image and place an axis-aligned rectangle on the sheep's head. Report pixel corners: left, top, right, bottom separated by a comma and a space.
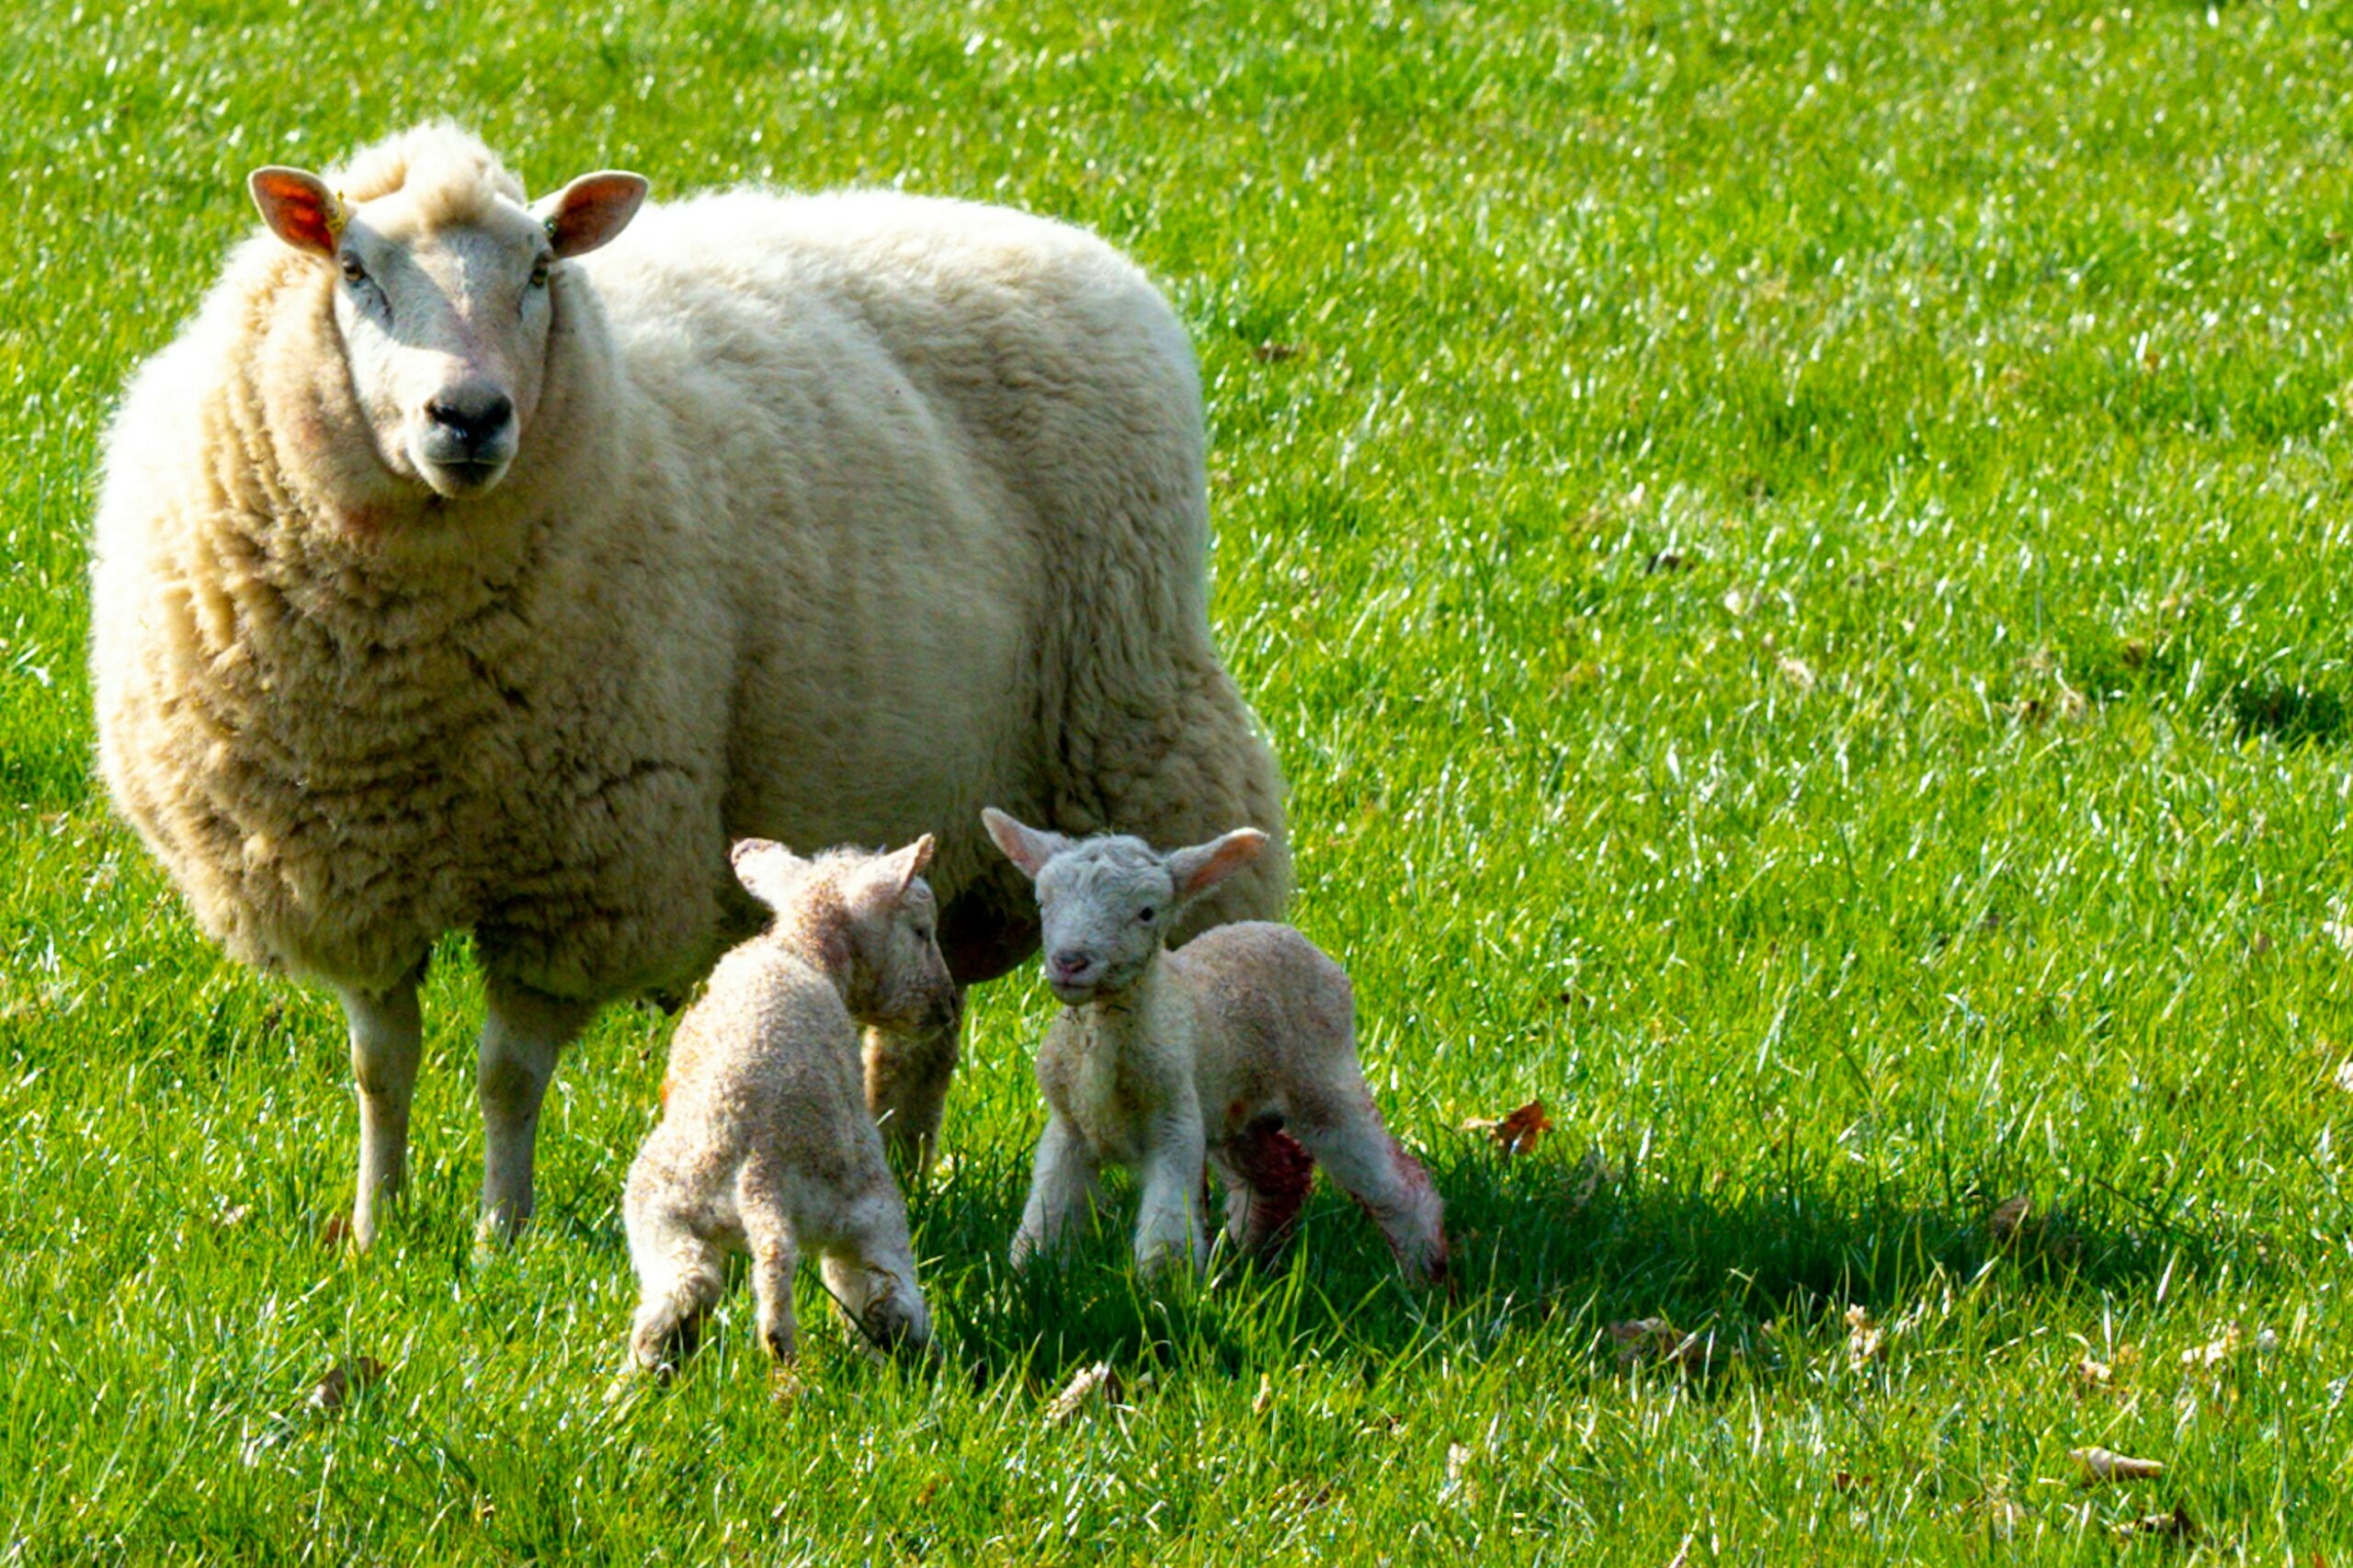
248, 128, 645, 501
731, 835, 957, 1033
981, 808, 1266, 1006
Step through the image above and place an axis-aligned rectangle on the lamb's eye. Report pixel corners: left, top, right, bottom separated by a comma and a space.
338, 253, 366, 283
1137, 906, 1156, 924
529, 258, 551, 289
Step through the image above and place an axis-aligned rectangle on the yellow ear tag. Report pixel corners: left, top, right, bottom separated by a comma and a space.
324, 190, 349, 239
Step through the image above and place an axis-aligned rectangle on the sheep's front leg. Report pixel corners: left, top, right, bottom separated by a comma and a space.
337, 971, 423, 1251
1132, 1118, 1211, 1278
476, 978, 599, 1245
1012, 1113, 1100, 1267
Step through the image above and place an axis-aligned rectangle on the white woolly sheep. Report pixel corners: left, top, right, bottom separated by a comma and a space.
981, 809, 1446, 1285
88, 123, 1289, 1247
626, 835, 949, 1372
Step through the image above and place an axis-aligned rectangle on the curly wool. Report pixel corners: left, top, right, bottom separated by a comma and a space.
91, 123, 1289, 1004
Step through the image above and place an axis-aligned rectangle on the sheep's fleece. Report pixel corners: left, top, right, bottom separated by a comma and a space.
89, 123, 1289, 1232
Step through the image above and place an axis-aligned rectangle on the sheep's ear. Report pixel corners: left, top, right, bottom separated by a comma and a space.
249, 167, 345, 257
1165, 827, 1267, 899
537, 171, 648, 258
730, 836, 786, 872
869, 834, 936, 903
981, 808, 1065, 881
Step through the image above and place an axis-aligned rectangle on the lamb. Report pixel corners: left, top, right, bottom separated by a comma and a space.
625, 835, 949, 1372
87, 122, 1290, 1249
980, 809, 1446, 1285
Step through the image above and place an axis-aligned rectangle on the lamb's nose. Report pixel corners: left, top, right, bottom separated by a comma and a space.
425, 390, 514, 454
1049, 949, 1091, 979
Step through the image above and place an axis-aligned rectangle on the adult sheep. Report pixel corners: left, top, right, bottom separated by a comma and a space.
90, 123, 1290, 1248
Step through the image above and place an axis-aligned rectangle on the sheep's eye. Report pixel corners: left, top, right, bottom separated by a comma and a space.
1137, 906, 1157, 924
338, 253, 366, 283
528, 257, 551, 289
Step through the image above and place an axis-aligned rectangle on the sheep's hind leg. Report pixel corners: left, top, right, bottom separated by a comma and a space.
1287, 1096, 1447, 1287
1212, 1119, 1315, 1262
739, 1198, 801, 1364
624, 1199, 727, 1375
337, 967, 425, 1251
819, 1195, 932, 1356
476, 978, 599, 1246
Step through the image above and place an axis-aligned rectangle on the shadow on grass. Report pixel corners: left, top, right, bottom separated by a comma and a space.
891, 1141, 2247, 1392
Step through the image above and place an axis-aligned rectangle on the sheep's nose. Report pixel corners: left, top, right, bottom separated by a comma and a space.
1049, 949, 1092, 980
425, 389, 514, 455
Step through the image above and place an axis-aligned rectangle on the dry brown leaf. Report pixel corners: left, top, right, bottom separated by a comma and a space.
306, 1356, 385, 1415
1461, 1100, 1553, 1156
2074, 1356, 2114, 1392
1608, 1318, 1715, 1372
1844, 1305, 1886, 1369
1270, 1478, 1335, 1512
2071, 1446, 2164, 1486
1832, 1470, 1873, 1493
2114, 1504, 2199, 1542
1044, 1360, 1117, 1426
1252, 342, 1302, 364
1644, 549, 1696, 575
1988, 1195, 2033, 1243
318, 1213, 356, 1249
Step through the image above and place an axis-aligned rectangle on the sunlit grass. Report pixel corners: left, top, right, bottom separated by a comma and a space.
5, 0, 2352, 1558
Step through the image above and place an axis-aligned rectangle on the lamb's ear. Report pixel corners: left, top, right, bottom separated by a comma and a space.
869, 834, 936, 903
981, 808, 1066, 881
1165, 827, 1267, 899
249, 167, 345, 257
537, 171, 648, 258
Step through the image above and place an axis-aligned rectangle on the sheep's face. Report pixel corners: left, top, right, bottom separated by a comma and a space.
250, 164, 646, 502
981, 809, 1267, 1006
731, 836, 957, 1033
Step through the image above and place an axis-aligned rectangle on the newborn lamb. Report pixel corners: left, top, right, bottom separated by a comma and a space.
625, 836, 953, 1372
982, 809, 1445, 1285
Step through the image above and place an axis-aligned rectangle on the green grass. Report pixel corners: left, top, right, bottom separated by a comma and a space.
5, 0, 2353, 1558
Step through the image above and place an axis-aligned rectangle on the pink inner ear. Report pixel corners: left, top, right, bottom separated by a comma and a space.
546, 173, 646, 258
251, 170, 339, 256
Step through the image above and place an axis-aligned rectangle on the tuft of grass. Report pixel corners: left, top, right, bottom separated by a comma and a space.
6, 0, 2353, 1557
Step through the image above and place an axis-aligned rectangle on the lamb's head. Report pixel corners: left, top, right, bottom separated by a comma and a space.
247, 125, 646, 501
730, 835, 956, 1032
982, 808, 1266, 1005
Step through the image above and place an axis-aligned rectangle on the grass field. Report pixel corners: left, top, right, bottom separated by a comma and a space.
6, 0, 2353, 1558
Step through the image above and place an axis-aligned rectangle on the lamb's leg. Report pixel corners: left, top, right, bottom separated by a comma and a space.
1287, 1095, 1447, 1286
740, 1201, 801, 1364
1132, 1119, 1211, 1278
861, 989, 961, 1176
623, 1181, 727, 1375
1211, 1120, 1316, 1259
337, 971, 423, 1251
1012, 1113, 1100, 1267
476, 978, 598, 1245
819, 1192, 932, 1356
